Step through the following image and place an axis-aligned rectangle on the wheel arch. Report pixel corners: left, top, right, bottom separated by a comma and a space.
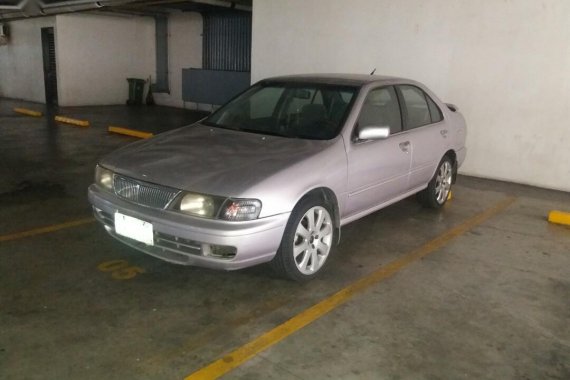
296, 187, 341, 243
444, 149, 458, 183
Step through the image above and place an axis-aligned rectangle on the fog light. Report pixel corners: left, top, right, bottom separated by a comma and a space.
202, 244, 237, 259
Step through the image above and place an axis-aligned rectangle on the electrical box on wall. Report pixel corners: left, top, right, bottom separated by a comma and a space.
0, 24, 9, 46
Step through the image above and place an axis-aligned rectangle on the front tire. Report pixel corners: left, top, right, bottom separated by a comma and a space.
418, 156, 454, 209
271, 197, 336, 281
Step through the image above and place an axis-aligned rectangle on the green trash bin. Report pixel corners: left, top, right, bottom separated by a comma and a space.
126, 78, 146, 105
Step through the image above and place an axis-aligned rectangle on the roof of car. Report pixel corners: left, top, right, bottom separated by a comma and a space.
260, 73, 409, 86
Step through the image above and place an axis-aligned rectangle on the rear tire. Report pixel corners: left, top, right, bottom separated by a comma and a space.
418, 156, 454, 209
271, 196, 336, 282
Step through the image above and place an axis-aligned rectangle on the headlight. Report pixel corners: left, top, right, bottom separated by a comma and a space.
178, 193, 220, 218
176, 193, 261, 221
220, 199, 262, 221
95, 165, 113, 191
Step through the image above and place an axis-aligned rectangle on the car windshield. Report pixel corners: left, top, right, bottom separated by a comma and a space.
203, 81, 358, 140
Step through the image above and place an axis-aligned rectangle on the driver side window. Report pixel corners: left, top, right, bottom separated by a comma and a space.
357, 86, 402, 134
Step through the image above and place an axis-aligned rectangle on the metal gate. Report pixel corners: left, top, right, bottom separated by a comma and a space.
202, 11, 252, 72
41, 27, 58, 105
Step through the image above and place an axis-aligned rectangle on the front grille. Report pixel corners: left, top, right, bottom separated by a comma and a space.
93, 208, 203, 262
155, 232, 202, 253
113, 175, 179, 209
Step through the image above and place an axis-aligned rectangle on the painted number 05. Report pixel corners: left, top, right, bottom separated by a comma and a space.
97, 260, 145, 280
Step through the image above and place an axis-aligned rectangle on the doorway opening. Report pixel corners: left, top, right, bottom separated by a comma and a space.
41, 27, 58, 105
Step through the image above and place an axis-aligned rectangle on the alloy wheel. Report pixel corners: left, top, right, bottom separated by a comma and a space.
293, 206, 333, 275
435, 160, 453, 204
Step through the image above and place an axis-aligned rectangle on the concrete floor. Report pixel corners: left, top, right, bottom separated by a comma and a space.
1, 98, 569, 379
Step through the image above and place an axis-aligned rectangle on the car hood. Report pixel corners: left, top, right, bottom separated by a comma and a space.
100, 124, 337, 197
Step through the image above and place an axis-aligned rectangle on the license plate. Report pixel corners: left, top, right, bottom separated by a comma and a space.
114, 212, 154, 246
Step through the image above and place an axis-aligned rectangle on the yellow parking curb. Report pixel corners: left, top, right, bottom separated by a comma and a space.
108, 126, 153, 139
55, 115, 90, 127
548, 210, 570, 226
14, 108, 43, 117
447, 191, 453, 201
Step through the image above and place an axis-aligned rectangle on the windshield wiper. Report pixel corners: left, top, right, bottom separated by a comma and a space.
202, 121, 290, 138
238, 128, 288, 138
202, 120, 223, 128
201, 120, 241, 132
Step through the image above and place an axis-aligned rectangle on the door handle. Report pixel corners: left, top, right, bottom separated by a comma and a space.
440, 129, 448, 137
399, 141, 410, 153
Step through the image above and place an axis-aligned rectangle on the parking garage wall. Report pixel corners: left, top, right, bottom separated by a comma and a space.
153, 12, 204, 109
0, 17, 56, 103
55, 13, 156, 106
251, 0, 570, 192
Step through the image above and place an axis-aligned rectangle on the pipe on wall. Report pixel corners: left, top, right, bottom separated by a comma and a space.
38, 0, 133, 9
191, 0, 251, 12
0, 0, 29, 10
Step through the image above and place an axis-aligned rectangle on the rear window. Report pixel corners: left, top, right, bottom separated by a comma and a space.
426, 95, 443, 123
399, 85, 431, 129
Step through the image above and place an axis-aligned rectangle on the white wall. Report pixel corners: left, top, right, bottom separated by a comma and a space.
56, 13, 155, 106
153, 12, 203, 109
252, 0, 570, 192
0, 12, 204, 108
0, 17, 56, 103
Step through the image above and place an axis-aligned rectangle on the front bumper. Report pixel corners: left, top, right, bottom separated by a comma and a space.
88, 184, 289, 270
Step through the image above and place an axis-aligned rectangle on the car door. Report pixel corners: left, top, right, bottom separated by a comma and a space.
396, 85, 447, 191
345, 86, 412, 218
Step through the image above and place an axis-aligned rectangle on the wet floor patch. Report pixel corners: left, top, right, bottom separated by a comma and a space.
0, 180, 67, 205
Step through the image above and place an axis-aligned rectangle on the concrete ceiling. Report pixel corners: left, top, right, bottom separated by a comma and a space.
0, 0, 251, 21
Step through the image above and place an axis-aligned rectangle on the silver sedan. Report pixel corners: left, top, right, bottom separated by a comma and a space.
88, 74, 467, 281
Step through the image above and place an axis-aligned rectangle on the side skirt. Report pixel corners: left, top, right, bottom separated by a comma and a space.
339, 185, 428, 227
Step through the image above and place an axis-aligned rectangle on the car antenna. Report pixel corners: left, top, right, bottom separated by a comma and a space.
370, 68, 376, 75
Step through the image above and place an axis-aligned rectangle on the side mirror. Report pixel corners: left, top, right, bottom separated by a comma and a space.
357, 125, 390, 141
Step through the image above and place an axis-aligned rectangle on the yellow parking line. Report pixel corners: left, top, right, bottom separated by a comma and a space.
14, 108, 43, 117
108, 126, 154, 139
55, 115, 90, 127
184, 196, 517, 380
141, 297, 294, 372
0, 218, 95, 243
